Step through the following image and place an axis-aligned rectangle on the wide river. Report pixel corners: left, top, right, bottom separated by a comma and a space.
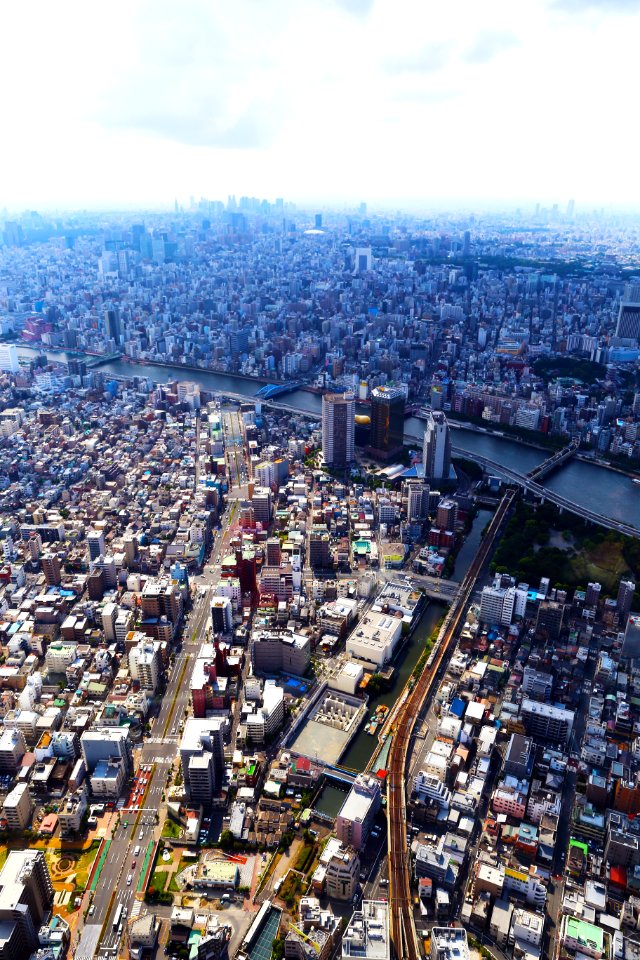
11, 346, 640, 530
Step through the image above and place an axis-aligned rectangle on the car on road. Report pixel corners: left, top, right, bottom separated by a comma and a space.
139, 830, 144, 840
126, 875, 133, 885
89, 905, 95, 916
131, 860, 136, 868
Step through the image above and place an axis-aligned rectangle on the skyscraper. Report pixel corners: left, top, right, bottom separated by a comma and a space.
322, 392, 355, 468
104, 309, 120, 343
0, 344, 19, 373
0, 850, 54, 960
615, 286, 640, 341
422, 411, 451, 481
618, 580, 636, 620
369, 386, 405, 459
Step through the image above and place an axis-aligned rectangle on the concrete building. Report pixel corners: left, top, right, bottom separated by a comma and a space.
2, 782, 33, 831
210, 597, 233, 634
58, 787, 88, 836
342, 900, 389, 960
0, 728, 27, 774
91, 759, 126, 797
180, 717, 227, 804
336, 774, 381, 851
129, 639, 162, 692
251, 630, 310, 676
430, 927, 470, 960
0, 343, 19, 373
245, 680, 285, 745
345, 609, 402, 667
0, 850, 54, 960
322, 392, 355, 468
521, 699, 574, 744
325, 846, 360, 901
80, 728, 132, 774
422, 411, 451, 481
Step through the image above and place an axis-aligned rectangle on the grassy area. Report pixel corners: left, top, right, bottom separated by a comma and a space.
43, 840, 101, 889
161, 819, 182, 839
0, 847, 8, 870
279, 872, 304, 910
148, 869, 169, 892
294, 843, 315, 873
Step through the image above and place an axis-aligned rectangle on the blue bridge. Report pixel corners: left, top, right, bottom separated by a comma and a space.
256, 381, 302, 399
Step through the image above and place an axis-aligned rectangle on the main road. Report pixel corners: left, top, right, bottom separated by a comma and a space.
77, 485, 240, 960
386, 489, 516, 960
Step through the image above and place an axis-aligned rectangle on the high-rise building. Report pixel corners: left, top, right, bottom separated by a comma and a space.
129, 640, 162, 693
104, 309, 120, 342
615, 296, 640, 341
622, 614, 640, 660
322, 392, 355, 468
618, 580, 636, 620
180, 717, 226, 803
0, 850, 54, 960
422, 412, 451, 481
87, 529, 106, 561
0, 344, 19, 373
336, 774, 381, 851
368, 386, 405, 459
41, 552, 62, 586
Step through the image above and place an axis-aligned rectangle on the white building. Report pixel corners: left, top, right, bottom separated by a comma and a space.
413, 770, 451, 810
430, 927, 470, 960
346, 610, 402, 667
58, 787, 88, 835
342, 900, 389, 960
245, 680, 285, 745
180, 717, 227, 803
129, 640, 162, 693
0, 344, 19, 373
2, 782, 33, 830
336, 774, 381, 851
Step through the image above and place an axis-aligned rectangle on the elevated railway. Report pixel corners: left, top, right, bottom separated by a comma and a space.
386, 489, 516, 960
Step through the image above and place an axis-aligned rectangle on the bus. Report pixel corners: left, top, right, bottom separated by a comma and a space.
113, 903, 123, 930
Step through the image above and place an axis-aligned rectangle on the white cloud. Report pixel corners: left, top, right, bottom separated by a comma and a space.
0, 0, 637, 209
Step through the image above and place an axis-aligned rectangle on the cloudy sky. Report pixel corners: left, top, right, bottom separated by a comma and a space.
1, 0, 638, 211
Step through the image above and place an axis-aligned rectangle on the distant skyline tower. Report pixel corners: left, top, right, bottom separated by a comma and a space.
315, 213, 323, 230
322, 392, 355, 468
422, 411, 452, 481
567, 198, 575, 218
104, 309, 120, 343
369, 386, 405, 459
463, 230, 471, 257
615, 292, 640, 341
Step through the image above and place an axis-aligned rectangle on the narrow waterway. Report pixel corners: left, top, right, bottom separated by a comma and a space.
451, 508, 494, 583
338, 601, 446, 772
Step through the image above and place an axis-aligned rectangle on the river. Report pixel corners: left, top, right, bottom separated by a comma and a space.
405, 415, 640, 530
12, 345, 640, 529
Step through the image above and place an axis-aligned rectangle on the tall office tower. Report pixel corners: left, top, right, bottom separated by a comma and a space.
369, 386, 405, 459
0, 343, 19, 373
422, 411, 451, 481
618, 580, 636, 620
322, 392, 355, 468
622, 614, 640, 660
104, 309, 120, 342
353, 247, 372, 274
462, 230, 471, 257
0, 850, 54, 960
315, 213, 323, 229
86, 529, 105, 561
615, 291, 640, 341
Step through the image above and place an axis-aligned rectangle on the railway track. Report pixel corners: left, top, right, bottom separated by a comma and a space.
386, 489, 516, 959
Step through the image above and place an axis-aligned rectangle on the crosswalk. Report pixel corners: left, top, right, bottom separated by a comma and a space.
145, 736, 179, 745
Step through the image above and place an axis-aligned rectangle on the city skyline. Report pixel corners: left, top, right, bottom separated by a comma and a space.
2, 0, 640, 210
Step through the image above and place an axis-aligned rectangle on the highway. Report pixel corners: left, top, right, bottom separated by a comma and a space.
386, 489, 516, 960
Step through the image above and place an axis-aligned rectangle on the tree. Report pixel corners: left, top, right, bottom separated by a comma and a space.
219, 829, 235, 850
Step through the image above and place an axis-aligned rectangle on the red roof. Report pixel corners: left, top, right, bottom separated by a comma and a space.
610, 865, 627, 889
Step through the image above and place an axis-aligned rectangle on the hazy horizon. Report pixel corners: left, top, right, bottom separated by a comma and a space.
2, 0, 640, 212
